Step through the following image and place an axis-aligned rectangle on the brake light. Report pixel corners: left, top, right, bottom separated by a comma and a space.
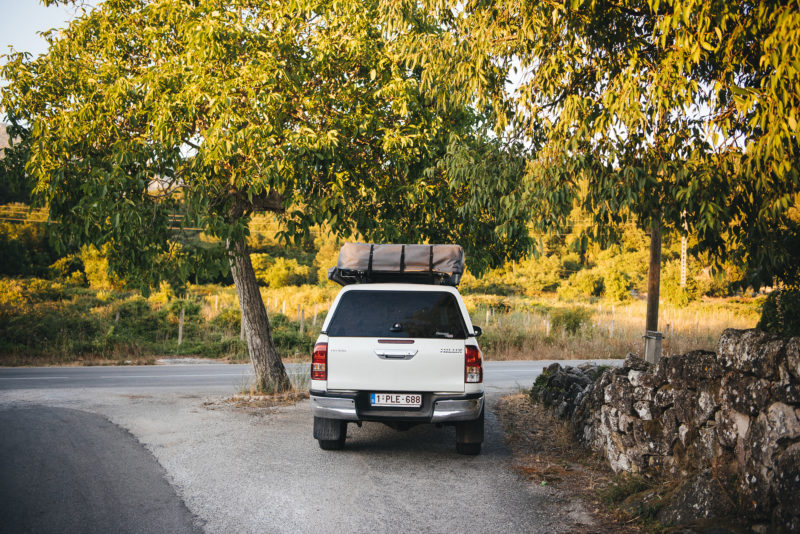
311, 343, 328, 380
465, 345, 482, 383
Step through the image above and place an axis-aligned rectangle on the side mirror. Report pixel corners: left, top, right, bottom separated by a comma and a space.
472, 325, 482, 338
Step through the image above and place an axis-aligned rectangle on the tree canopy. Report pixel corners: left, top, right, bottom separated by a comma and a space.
1, 0, 533, 390
384, 0, 800, 286
1, 0, 531, 287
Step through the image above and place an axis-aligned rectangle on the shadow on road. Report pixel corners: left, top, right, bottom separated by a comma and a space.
0, 406, 201, 534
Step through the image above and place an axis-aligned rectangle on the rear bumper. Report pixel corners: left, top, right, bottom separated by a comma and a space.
310, 390, 483, 423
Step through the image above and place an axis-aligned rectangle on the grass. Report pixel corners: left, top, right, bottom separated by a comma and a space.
470, 295, 759, 360
0, 278, 760, 365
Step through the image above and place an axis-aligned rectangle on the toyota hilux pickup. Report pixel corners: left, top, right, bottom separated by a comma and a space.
310, 282, 484, 454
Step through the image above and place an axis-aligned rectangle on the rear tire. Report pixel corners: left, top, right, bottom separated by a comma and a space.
314, 417, 347, 451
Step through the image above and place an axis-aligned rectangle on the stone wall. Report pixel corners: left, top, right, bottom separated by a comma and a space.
535, 329, 800, 530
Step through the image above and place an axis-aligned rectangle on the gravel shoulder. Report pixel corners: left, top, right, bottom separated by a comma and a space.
1, 387, 603, 533
494, 394, 643, 534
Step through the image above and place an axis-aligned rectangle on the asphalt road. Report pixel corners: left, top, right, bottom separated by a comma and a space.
0, 359, 622, 534
0, 407, 201, 534
0, 359, 622, 393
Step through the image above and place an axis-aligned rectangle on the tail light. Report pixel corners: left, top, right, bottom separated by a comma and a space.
311, 343, 328, 380
465, 345, 482, 383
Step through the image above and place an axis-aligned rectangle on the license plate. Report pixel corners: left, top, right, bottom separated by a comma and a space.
370, 393, 422, 407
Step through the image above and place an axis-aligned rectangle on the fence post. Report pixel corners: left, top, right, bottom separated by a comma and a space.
300, 309, 305, 334
177, 306, 185, 347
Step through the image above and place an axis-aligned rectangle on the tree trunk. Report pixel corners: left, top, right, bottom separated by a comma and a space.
227, 238, 291, 393
646, 219, 662, 333
645, 218, 663, 363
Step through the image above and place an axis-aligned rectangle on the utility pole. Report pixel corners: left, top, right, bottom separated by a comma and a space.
644, 218, 663, 363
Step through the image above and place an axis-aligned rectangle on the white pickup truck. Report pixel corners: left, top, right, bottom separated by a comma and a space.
309, 283, 485, 454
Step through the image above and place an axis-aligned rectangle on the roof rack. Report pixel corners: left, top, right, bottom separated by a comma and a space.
327, 243, 464, 287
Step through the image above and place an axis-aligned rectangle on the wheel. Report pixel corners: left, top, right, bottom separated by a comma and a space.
314, 417, 347, 451
456, 442, 482, 455
455, 408, 484, 455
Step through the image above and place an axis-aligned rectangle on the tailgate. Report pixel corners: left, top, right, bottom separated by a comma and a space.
326, 337, 465, 392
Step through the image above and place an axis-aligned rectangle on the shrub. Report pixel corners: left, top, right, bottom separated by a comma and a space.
603, 267, 631, 302
81, 245, 120, 289
557, 269, 602, 301
253, 255, 312, 287
560, 253, 582, 277
661, 259, 702, 307
757, 288, 800, 337
516, 255, 561, 294
549, 306, 592, 335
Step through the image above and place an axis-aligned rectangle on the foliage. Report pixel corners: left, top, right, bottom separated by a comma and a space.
1, 0, 530, 294
0, 279, 322, 363
569, 270, 604, 299
385, 0, 800, 288
0, 124, 34, 203
603, 268, 632, 303
757, 288, 800, 337
549, 306, 593, 335
661, 259, 703, 308
251, 255, 313, 288
0, 207, 60, 277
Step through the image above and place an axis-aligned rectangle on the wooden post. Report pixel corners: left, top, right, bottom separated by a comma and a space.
300, 309, 305, 334
214, 294, 219, 311
177, 306, 185, 347
115, 309, 120, 324
313, 308, 318, 326
680, 236, 688, 288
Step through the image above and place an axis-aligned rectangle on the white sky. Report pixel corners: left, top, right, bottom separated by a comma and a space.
0, 0, 88, 58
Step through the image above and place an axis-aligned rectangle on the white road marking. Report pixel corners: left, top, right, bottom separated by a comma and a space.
0, 376, 70, 380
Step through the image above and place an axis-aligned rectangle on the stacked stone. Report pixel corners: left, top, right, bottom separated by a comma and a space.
535, 329, 800, 530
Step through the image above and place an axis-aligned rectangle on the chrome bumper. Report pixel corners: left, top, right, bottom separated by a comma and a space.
310, 395, 358, 420
310, 393, 483, 423
431, 396, 484, 422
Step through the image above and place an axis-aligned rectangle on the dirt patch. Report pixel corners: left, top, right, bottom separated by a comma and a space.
204, 391, 309, 414
495, 394, 643, 533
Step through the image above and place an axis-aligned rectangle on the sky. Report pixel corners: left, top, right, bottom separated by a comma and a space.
0, 0, 88, 58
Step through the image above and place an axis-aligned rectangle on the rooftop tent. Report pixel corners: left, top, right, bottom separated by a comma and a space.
328, 243, 465, 286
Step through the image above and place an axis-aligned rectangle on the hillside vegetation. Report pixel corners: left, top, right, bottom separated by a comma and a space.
0, 204, 760, 365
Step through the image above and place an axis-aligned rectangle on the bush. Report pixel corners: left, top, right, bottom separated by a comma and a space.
560, 253, 582, 277
517, 255, 561, 294
661, 259, 702, 307
557, 269, 602, 301
549, 306, 592, 335
603, 267, 631, 302
81, 245, 120, 289
252, 255, 312, 287
757, 288, 800, 337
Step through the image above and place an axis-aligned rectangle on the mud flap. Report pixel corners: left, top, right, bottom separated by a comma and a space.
456, 409, 484, 444
314, 417, 346, 441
